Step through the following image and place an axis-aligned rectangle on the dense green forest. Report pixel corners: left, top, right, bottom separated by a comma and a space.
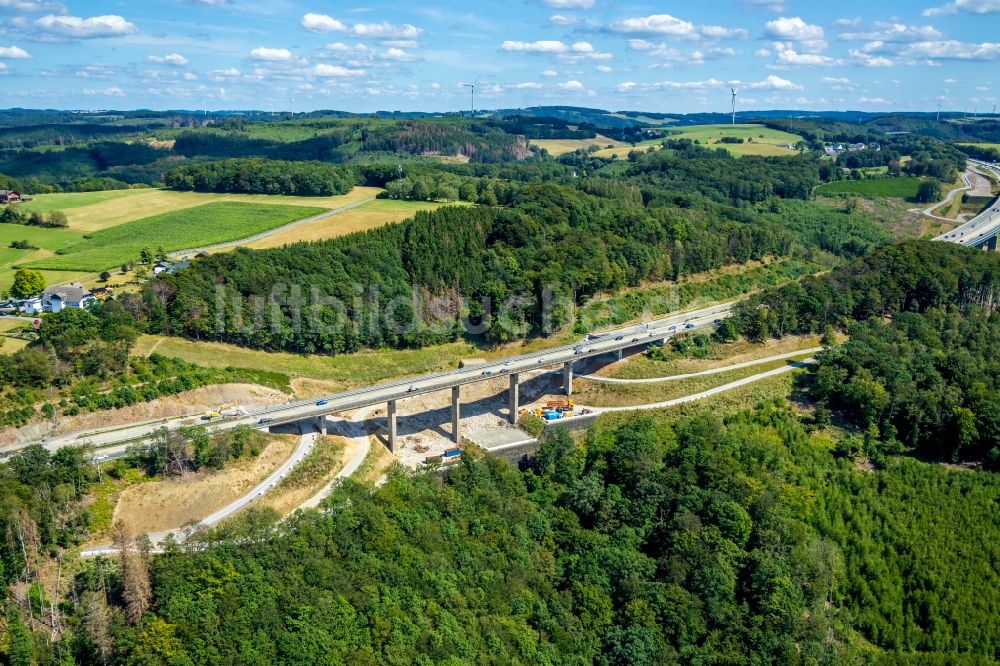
108, 147, 888, 354
3, 400, 993, 664
163, 158, 360, 196
732, 242, 1000, 465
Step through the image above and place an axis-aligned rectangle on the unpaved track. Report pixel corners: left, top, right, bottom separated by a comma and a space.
172, 197, 376, 256
578, 348, 821, 384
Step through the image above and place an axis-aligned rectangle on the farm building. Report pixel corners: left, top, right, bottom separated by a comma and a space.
42, 283, 96, 313
0, 190, 22, 203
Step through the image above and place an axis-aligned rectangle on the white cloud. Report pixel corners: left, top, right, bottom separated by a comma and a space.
0, 0, 65, 12
754, 48, 771, 57
502, 40, 572, 53
822, 76, 856, 90
542, 69, 558, 76
512, 81, 543, 89
250, 47, 293, 61
0, 45, 29, 58
848, 48, 894, 67
617, 74, 801, 93
380, 47, 414, 61
924, 0, 1000, 17
839, 22, 942, 42
147, 52, 188, 66
300, 13, 346, 33
313, 63, 365, 77
764, 16, 826, 51
352, 21, 422, 39
596, 64, 612, 72
772, 43, 840, 66
82, 86, 124, 96
744, 0, 786, 11
745, 74, 803, 90
33, 14, 138, 39
558, 79, 585, 90
543, 0, 594, 7
858, 96, 892, 105
701, 25, 749, 39
899, 40, 1000, 60
944, 77, 957, 83
608, 14, 696, 36
0, 63, 7, 73
833, 17, 863, 28
501, 40, 609, 61
299, 13, 422, 40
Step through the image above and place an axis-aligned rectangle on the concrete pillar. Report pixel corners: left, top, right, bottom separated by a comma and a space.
451, 385, 461, 444
315, 416, 327, 435
617, 348, 623, 361
563, 361, 573, 396
988, 236, 998, 252
387, 399, 397, 452
508, 372, 520, 424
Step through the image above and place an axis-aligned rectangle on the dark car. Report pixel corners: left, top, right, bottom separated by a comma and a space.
614, 334, 624, 341
258, 417, 273, 425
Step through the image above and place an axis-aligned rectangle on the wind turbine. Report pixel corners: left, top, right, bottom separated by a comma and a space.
730, 88, 737, 125
460, 77, 480, 117
992, 100, 997, 117
936, 101, 942, 121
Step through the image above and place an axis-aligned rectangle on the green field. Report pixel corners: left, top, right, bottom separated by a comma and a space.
593, 123, 803, 159
26, 202, 325, 272
958, 142, 1000, 152
19, 188, 147, 215
814, 176, 924, 198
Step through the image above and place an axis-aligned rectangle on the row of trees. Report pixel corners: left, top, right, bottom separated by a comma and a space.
164, 158, 360, 196
0, 207, 68, 228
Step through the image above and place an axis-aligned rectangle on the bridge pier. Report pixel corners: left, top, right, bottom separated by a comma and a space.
508, 372, 520, 424
386, 400, 397, 452
451, 386, 461, 444
314, 415, 327, 435
563, 361, 573, 396
988, 236, 998, 252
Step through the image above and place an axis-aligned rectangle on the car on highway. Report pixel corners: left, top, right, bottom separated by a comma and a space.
685, 323, 695, 329
504, 360, 514, 366
481, 369, 493, 375
668, 325, 677, 332
574, 348, 584, 355
713, 319, 722, 323
258, 417, 273, 425
407, 385, 418, 392
316, 399, 328, 406
631, 337, 640, 342
614, 334, 624, 340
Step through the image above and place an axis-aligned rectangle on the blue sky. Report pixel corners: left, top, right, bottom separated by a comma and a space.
0, 0, 997, 113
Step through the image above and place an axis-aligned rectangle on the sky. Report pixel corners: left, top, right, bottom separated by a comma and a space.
0, 0, 997, 113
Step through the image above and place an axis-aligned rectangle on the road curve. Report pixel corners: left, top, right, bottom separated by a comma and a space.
80, 423, 319, 556
577, 347, 821, 384
574, 358, 816, 416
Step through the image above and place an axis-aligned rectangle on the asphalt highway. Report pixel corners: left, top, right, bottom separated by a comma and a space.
15, 301, 734, 456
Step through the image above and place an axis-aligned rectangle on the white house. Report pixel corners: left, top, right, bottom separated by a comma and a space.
152, 261, 169, 275
20, 297, 42, 314
42, 284, 95, 313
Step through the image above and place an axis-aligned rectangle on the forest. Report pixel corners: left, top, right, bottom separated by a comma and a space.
107, 147, 888, 354
1, 399, 992, 664
732, 241, 1000, 465
163, 158, 360, 196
